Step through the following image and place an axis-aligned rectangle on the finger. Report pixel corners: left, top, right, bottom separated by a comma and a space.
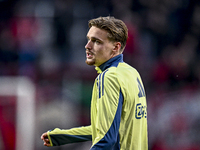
41, 135, 44, 140
44, 139, 50, 143
43, 139, 51, 147
41, 132, 47, 140
44, 142, 51, 147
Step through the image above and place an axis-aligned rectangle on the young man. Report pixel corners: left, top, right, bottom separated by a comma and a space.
41, 16, 148, 150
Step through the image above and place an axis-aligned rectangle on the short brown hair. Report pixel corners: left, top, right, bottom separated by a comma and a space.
88, 16, 128, 52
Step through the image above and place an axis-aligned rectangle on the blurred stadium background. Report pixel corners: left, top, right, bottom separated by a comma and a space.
0, 0, 200, 150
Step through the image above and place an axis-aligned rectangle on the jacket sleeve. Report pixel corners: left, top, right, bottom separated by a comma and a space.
47, 125, 92, 146
91, 71, 123, 149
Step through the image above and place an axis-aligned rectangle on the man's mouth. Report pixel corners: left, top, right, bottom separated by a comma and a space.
86, 52, 93, 58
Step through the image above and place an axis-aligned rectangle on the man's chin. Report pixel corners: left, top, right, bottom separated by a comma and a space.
85, 60, 95, 66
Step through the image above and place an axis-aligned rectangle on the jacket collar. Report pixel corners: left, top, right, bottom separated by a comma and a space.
95, 54, 123, 74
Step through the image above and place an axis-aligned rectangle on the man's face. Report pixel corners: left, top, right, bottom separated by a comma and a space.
85, 26, 115, 67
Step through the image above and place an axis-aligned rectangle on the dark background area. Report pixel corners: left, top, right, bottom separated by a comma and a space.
0, 0, 200, 149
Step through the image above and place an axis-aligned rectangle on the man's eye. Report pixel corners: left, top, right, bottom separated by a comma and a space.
95, 40, 100, 44
90, 39, 101, 44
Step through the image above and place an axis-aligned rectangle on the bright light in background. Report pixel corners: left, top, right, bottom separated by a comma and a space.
0, 77, 35, 150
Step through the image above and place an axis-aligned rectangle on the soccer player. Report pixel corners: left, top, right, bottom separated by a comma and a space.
41, 16, 148, 150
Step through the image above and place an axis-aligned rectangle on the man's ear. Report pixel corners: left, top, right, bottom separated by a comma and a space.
113, 42, 121, 53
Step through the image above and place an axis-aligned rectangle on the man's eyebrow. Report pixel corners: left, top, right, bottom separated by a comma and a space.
87, 36, 102, 41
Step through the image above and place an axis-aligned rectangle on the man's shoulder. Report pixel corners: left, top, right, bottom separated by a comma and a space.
99, 62, 139, 79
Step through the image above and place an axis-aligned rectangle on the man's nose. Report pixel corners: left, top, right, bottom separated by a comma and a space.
85, 40, 91, 50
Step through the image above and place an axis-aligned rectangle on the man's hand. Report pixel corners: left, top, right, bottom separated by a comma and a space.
41, 132, 51, 147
